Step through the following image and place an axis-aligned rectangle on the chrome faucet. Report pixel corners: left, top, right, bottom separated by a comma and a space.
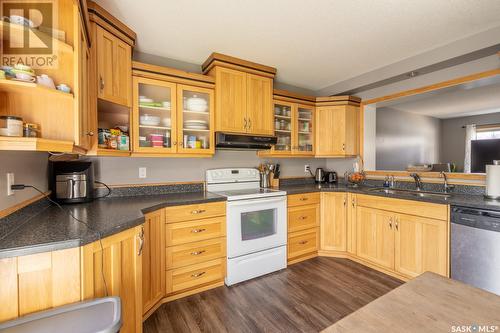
440, 172, 455, 193
389, 175, 395, 188
410, 173, 422, 191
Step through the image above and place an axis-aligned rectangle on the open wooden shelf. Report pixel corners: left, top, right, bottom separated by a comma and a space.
0, 21, 73, 54
0, 79, 74, 99
0, 137, 74, 152
97, 148, 131, 157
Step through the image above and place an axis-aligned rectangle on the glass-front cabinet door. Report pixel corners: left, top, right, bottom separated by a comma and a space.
272, 102, 294, 154
133, 77, 177, 153
177, 85, 214, 154
294, 105, 314, 155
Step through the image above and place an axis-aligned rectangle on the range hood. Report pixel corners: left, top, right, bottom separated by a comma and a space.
216, 132, 277, 150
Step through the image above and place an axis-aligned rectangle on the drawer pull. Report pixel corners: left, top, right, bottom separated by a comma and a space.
191, 228, 207, 233
299, 197, 308, 201
190, 250, 206, 256
191, 271, 206, 278
299, 216, 308, 220
191, 209, 206, 214
298, 240, 309, 245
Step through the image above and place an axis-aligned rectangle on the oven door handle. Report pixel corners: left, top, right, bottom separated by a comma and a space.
227, 196, 286, 207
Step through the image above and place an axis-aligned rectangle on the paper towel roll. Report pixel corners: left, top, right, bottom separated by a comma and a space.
486, 161, 500, 198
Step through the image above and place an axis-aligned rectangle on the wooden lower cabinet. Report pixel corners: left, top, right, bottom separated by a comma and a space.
355, 202, 449, 278
287, 193, 320, 264
320, 192, 347, 252
0, 247, 81, 322
81, 226, 143, 333
165, 201, 227, 299
142, 210, 166, 315
356, 206, 395, 270
395, 213, 448, 277
346, 193, 357, 254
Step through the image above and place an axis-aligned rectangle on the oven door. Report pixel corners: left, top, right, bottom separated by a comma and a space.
226, 196, 287, 258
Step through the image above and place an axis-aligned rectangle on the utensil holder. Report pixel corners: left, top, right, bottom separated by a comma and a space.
260, 172, 271, 188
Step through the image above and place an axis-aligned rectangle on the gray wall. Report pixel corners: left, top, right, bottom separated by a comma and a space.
0, 152, 49, 211
376, 107, 441, 170
89, 151, 328, 185
441, 112, 500, 172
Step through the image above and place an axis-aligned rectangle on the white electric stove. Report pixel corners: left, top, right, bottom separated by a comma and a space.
206, 168, 287, 286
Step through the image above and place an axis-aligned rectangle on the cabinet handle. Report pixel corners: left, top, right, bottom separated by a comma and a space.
389, 217, 393, 229
190, 250, 206, 256
298, 216, 307, 220
138, 226, 144, 256
342, 143, 345, 151
343, 198, 346, 206
99, 76, 104, 91
299, 197, 308, 201
244, 118, 247, 129
191, 209, 206, 214
87, 131, 94, 136
352, 198, 355, 208
191, 228, 206, 233
191, 271, 206, 278
395, 218, 399, 231
248, 118, 252, 129
298, 240, 308, 245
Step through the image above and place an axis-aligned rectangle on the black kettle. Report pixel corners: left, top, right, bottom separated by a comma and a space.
314, 168, 325, 183
325, 171, 338, 183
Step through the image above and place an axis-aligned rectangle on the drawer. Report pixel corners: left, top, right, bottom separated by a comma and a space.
166, 237, 226, 269
166, 216, 226, 246
165, 201, 226, 223
166, 258, 225, 295
288, 228, 318, 260
288, 192, 320, 207
288, 204, 319, 232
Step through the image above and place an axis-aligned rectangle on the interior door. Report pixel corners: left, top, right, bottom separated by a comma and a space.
395, 213, 448, 277
96, 26, 115, 102
215, 67, 247, 133
246, 73, 273, 135
356, 206, 394, 269
320, 192, 347, 251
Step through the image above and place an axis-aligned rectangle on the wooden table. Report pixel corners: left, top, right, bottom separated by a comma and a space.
322, 272, 500, 333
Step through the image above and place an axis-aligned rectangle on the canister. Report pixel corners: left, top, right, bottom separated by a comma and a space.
0, 116, 23, 137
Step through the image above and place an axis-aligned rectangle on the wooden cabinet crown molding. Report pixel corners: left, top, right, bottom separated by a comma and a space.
202, 52, 277, 78
273, 89, 316, 106
315, 95, 361, 107
132, 61, 215, 88
87, 0, 136, 46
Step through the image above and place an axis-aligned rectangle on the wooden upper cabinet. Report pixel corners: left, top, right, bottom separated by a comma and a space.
96, 25, 132, 107
315, 105, 359, 157
320, 192, 347, 252
356, 206, 394, 270
214, 67, 247, 133
246, 74, 273, 135
394, 213, 448, 277
76, 17, 93, 150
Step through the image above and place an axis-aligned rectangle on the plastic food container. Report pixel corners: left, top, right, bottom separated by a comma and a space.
0, 116, 23, 137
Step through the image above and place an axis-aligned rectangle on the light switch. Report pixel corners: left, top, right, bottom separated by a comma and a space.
139, 167, 147, 179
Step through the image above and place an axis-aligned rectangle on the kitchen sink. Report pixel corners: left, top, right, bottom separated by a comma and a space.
366, 187, 452, 199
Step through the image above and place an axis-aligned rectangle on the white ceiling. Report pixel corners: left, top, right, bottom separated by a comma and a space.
377, 75, 500, 119
96, 0, 500, 91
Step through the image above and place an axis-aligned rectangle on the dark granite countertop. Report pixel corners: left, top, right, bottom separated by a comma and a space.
0, 191, 225, 259
279, 183, 500, 211
3, 182, 500, 259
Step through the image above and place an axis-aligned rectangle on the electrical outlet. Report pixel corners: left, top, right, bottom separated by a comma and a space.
138, 167, 147, 179
304, 165, 310, 173
6, 173, 14, 196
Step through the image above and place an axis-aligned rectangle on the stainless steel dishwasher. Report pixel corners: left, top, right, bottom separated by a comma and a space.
451, 206, 500, 295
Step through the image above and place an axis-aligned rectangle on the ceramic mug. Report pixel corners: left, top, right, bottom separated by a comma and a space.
37, 74, 55, 89
56, 84, 71, 93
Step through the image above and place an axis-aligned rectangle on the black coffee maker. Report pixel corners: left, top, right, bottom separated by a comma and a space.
325, 171, 338, 183
49, 161, 94, 204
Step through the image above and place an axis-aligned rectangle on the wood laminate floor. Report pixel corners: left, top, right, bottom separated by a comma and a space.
143, 257, 403, 333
